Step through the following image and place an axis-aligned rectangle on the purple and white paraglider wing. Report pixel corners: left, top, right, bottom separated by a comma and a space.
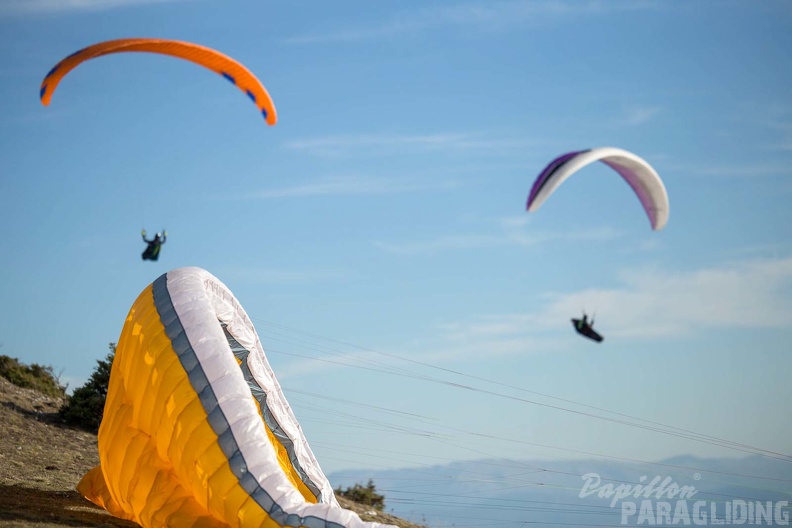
526, 147, 669, 231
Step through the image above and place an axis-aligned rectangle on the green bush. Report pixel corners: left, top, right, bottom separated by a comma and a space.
59, 343, 115, 432
335, 479, 386, 511
0, 355, 66, 398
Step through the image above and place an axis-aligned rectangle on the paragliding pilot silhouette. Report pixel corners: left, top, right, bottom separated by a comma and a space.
572, 312, 603, 343
141, 229, 166, 261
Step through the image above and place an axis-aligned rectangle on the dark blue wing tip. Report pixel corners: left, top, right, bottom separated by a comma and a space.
39, 85, 47, 99
44, 47, 86, 80
44, 64, 60, 79
261, 109, 268, 120
221, 72, 237, 85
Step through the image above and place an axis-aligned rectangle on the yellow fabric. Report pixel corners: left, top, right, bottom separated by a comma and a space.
77, 285, 277, 526
256, 398, 317, 504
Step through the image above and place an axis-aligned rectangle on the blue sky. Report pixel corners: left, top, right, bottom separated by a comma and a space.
1, 0, 791, 491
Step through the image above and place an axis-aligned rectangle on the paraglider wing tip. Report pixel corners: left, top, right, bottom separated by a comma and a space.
262, 108, 277, 125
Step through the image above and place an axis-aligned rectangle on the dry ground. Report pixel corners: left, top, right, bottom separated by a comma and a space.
0, 377, 423, 527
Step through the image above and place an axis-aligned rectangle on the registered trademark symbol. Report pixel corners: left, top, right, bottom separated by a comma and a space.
693, 473, 701, 480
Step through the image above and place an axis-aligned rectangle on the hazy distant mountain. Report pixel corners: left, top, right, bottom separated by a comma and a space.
330, 456, 792, 527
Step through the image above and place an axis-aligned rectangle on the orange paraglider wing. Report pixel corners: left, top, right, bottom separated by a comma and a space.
40, 38, 277, 125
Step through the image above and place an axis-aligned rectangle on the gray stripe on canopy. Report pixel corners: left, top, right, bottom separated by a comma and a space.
223, 324, 325, 502
151, 273, 345, 528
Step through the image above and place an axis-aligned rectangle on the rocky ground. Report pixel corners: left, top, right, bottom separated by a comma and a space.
0, 376, 423, 527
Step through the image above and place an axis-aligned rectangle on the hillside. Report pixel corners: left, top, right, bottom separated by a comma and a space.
0, 376, 424, 528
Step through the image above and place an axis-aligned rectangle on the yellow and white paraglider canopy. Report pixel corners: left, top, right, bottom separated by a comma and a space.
78, 266, 394, 528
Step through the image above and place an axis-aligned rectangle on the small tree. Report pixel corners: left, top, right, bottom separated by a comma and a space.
59, 343, 115, 432
335, 479, 386, 511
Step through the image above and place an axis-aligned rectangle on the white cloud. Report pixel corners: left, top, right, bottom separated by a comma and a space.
218, 266, 349, 285
0, 0, 186, 15
283, 18, 420, 46
285, 133, 538, 158
376, 233, 526, 255
439, 314, 535, 342
605, 257, 792, 335
285, 0, 660, 45
722, 101, 792, 153
618, 105, 663, 127
442, 256, 792, 347
245, 174, 460, 199
268, 317, 558, 381
272, 349, 386, 381
376, 226, 624, 255
727, 241, 792, 259
756, 103, 792, 152
668, 162, 792, 179
265, 256, 792, 378
771, 140, 792, 152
